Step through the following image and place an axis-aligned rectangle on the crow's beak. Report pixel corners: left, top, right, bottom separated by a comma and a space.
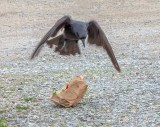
81, 39, 85, 47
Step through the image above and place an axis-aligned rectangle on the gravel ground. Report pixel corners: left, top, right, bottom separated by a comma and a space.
0, 0, 160, 127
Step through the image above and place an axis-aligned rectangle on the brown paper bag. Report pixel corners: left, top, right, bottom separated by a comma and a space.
51, 76, 87, 107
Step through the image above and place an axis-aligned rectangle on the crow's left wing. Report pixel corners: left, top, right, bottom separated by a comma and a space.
87, 20, 121, 72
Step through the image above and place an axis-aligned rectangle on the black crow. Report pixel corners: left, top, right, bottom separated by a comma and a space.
31, 16, 121, 72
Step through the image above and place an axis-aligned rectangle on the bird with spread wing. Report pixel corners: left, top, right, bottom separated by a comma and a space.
31, 15, 121, 72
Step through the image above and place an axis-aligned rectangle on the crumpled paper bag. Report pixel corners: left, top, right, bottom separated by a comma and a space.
51, 76, 87, 107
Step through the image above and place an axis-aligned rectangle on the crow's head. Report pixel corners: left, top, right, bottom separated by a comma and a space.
65, 20, 88, 47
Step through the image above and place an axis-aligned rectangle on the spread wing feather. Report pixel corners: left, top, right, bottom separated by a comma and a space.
31, 16, 71, 59
87, 20, 121, 72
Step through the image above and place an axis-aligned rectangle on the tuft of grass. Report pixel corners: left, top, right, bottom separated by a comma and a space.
23, 97, 34, 102
0, 108, 8, 114
10, 87, 16, 92
84, 68, 99, 74
16, 104, 28, 111
0, 86, 3, 90
157, 112, 160, 116
0, 118, 8, 127
106, 121, 112, 126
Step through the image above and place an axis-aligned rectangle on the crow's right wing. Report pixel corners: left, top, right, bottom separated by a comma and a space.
31, 16, 71, 59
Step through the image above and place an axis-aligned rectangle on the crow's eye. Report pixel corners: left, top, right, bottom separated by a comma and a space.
65, 24, 71, 29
